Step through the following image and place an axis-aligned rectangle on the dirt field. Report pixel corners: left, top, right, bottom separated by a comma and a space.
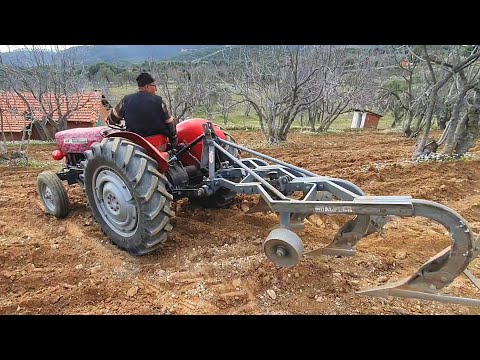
1, 129, 480, 315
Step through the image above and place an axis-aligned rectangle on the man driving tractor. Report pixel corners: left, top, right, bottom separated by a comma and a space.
107, 72, 178, 151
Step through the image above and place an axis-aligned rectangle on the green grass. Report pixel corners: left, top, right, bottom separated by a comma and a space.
193, 111, 260, 129
196, 111, 395, 131
108, 85, 138, 103
0, 157, 59, 169
4, 140, 55, 147
108, 85, 397, 132
16, 159, 58, 169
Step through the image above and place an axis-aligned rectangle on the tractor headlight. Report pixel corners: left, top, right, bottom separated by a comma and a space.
51, 149, 65, 161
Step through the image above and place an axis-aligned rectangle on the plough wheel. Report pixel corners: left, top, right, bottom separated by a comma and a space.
264, 228, 304, 268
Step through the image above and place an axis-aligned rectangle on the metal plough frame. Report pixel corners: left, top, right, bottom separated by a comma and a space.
197, 122, 480, 307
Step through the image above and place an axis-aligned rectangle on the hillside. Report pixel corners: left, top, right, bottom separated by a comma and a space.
0, 45, 392, 66
0, 45, 226, 65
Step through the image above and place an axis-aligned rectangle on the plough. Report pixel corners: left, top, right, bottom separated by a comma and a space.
37, 118, 480, 307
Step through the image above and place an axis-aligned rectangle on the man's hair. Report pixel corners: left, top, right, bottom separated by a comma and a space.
136, 72, 155, 87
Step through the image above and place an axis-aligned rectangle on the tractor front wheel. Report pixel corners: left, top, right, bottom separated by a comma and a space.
37, 171, 69, 218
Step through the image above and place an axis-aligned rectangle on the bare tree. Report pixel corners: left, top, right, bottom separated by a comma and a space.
307, 46, 379, 132
378, 46, 430, 136
243, 101, 252, 118
440, 62, 480, 155
409, 45, 480, 158
443, 83, 480, 155
0, 45, 93, 142
216, 89, 233, 125
147, 62, 203, 121
377, 84, 405, 128
0, 108, 7, 157
224, 45, 323, 143
198, 67, 220, 121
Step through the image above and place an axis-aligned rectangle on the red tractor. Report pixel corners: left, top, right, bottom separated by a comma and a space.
37, 118, 239, 255
37, 118, 480, 306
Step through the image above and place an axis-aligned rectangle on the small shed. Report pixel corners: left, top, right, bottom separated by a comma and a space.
351, 109, 383, 129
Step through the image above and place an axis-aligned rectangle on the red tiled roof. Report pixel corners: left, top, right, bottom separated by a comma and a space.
0, 90, 104, 133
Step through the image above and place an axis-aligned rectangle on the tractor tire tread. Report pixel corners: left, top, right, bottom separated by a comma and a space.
83, 137, 174, 256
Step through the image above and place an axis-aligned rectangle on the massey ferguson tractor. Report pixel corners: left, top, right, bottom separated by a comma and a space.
37, 118, 480, 307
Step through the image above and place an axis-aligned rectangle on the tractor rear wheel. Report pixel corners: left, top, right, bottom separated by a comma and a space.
83, 137, 174, 255
37, 171, 69, 218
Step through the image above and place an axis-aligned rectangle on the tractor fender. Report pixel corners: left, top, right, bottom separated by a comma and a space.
105, 131, 170, 173
176, 118, 227, 166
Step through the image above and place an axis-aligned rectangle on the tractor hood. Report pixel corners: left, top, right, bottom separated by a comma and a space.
55, 126, 109, 154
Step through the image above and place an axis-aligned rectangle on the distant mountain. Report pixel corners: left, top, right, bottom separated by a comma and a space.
0, 45, 389, 67
0, 45, 226, 66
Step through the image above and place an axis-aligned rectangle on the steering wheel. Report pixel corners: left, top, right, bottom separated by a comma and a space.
106, 118, 126, 131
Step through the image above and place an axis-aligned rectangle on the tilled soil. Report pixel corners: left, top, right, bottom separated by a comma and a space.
1, 129, 480, 314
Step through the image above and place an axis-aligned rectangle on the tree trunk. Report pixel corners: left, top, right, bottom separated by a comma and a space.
437, 103, 451, 130
308, 109, 316, 132
57, 117, 68, 132
404, 108, 415, 135
279, 123, 290, 141
244, 103, 251, 118
412, 111, 426, 134
391, 108, 402, 128
265, 115, 284, 144
33, 121, 52, 141
0, 111, 7, 155
442, 85, 471, 154
267, 126, 280, 144
258, 113, 266, 137
454, 87, 480, 155
413, 88, 438, 158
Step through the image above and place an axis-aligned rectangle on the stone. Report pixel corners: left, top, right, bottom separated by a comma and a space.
392, 307, 408, 315
267, 289, 276, 300
241, 204, 250, 212
127, 286, 139, 297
